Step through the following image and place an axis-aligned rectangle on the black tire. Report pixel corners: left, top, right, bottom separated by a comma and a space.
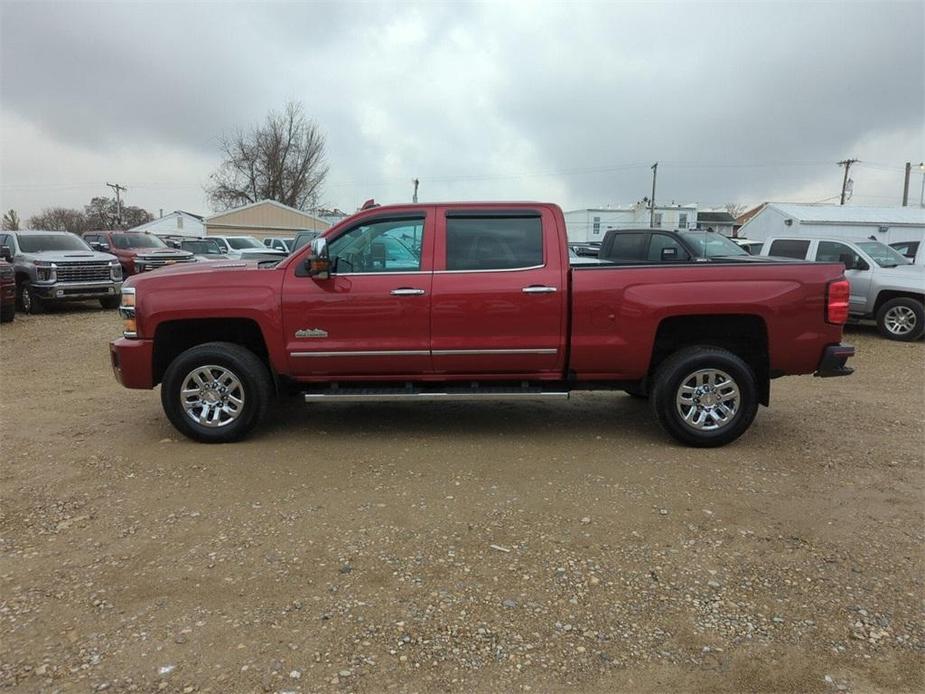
650, 346, 758, 447
17, 281, 43, 314
99, 295, 120, 309
876, 297, 924, 342
160, 342, 273, 443
0, 303, 14, 323
624, 384, 648, 400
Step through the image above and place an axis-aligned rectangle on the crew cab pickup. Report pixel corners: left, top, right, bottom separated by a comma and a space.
110, 202, 854, 447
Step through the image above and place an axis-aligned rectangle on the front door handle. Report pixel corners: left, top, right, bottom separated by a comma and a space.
522, 285, 558, 294
390, 288, 426, 296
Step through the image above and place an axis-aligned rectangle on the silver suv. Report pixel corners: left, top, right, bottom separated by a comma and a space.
761, 236, 924, 341
0, 230, 123, 314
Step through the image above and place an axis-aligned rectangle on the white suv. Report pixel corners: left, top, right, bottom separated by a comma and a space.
207, 236, 287, 261
761, 236, 924, 341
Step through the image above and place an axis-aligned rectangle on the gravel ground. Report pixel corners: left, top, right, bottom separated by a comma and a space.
1, 306, 923, 693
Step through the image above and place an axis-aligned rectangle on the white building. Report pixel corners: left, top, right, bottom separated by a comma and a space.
564, 203, 697, 242
737, 203, 925, 245
129, 210, 205, 238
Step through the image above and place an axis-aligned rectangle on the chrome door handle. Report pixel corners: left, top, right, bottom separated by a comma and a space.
522, 286, 558, 293
390, 288, 426, 296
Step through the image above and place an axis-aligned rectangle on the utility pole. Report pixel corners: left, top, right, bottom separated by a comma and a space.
412, 178, 419, 203
902, 162, 911, 206
920, 163, 925, 208
106, 182, 127, 227
649, 162, 658, 227
836, 159, 858, 205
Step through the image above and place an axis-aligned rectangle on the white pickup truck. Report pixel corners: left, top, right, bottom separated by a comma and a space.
761, 236, 925, 341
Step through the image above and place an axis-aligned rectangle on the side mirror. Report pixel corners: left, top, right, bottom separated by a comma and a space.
660, 247, 679, 262
0, 245, 11, 261
304, 237, 331, 279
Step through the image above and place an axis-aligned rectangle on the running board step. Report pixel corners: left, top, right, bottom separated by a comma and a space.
303, 385, 570, 403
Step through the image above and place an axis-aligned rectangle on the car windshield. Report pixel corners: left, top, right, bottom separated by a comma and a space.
16, 233, 92, 253
111, 233, 166, 250
856, 241, 910, 268
226, 237, 263, 250
181, 239, 223, 254
679, 231, 749, 257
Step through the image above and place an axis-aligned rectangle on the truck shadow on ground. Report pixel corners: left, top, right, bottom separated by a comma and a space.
261, 392, 666, 444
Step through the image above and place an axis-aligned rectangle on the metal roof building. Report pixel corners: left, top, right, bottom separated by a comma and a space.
738, 203, 925, 245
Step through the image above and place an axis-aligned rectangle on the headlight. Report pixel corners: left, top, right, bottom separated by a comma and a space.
35, 262, 57, 283
120, 287, 137, 337
110, 261, 122, 281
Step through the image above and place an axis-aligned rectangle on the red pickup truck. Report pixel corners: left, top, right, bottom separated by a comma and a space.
110, 202, 854, 447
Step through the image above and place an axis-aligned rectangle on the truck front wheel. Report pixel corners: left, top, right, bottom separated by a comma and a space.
161, 342, 273, 443
650, 346, 758, 447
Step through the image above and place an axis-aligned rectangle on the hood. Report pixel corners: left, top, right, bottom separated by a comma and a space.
236, 247, 287, 257
875, 263, 925, 282
25, 250, 117, 263
124, 258, 263, 289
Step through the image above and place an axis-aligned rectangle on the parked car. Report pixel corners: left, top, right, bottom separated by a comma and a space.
207, 235, 288, 261
1, 230, 122, 313
890, 240, 923, 266
735, 239, 764, 255
263, 237, 294, 253
83, 231, 195, 275
598, 228, 758, 264
760, 236, 924, 341
0, 259, 15, 322
111, 201, 854, 447
291, 230, 322, 253
179, 238, 230, 262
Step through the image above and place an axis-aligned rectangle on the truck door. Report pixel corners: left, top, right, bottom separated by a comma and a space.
814, 240, 872, 314
282, 210, 434, 377
430, 207, 567, 375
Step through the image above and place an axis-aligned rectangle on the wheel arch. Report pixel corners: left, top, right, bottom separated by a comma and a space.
648, 314, 770, 405
873, 290, 924, 315
152, 318, 275, 389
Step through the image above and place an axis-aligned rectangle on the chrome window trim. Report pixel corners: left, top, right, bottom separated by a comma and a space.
434, 263, 546, 275
332, 270, 431, 277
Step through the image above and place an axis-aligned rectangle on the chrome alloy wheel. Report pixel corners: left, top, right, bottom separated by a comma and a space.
180, 365, 245, 428
675, 368, 740, 431
884, 305, 917, 336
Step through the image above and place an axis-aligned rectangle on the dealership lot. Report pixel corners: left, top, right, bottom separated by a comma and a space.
1, 308, 922, 692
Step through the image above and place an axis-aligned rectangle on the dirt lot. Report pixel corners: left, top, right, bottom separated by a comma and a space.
1, 306, 922, 693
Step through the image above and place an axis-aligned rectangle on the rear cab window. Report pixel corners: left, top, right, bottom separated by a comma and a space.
602, 232, 648, 264
444, 215, 543, 271
768, 239, 810, 259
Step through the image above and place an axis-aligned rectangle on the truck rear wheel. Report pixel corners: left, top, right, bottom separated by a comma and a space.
876, 297, 924, 341
161, 342, 273, 443
650, 346, 758, 447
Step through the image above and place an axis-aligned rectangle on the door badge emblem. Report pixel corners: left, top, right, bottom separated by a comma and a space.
296, 328, 328, 338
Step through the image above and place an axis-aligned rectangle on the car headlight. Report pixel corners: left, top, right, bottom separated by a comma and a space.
120, 287, 137, 337
35, 262, 57, 283
110, 260, 122, 280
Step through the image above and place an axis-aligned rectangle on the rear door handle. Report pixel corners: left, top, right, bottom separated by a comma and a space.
390, 288, 426, 296
522, 285, 558, 294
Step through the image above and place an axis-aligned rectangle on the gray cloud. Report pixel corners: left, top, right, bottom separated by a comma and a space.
1, 0, 922, 219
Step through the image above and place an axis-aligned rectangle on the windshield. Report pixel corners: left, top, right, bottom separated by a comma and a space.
856, 241, 911, 268
111, 233, 166, 250
226, 237, 263, 250
16, 233, 92, 253
679, 231, 749, 257
181, 239, 223, 254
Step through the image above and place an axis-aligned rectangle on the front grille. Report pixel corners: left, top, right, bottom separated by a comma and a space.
136, 255, 195, 270
55, 262, 112, 283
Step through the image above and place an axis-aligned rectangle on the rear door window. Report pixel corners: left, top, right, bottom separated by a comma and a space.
445, 215, 543, 271
604, 232, 648, 263
768, 239, 810, 259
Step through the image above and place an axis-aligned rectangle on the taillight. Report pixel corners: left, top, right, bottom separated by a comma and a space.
826, 279, 850, 325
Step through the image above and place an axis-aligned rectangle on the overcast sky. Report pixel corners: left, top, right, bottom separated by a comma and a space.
1, 0, 923, 221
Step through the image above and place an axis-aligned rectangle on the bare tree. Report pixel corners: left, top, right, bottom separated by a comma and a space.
1, 209, 20, 230
28, 207, 89, 235
84, 196, 152, 230
207, 101, 328, 211
725, 202, 747, 219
